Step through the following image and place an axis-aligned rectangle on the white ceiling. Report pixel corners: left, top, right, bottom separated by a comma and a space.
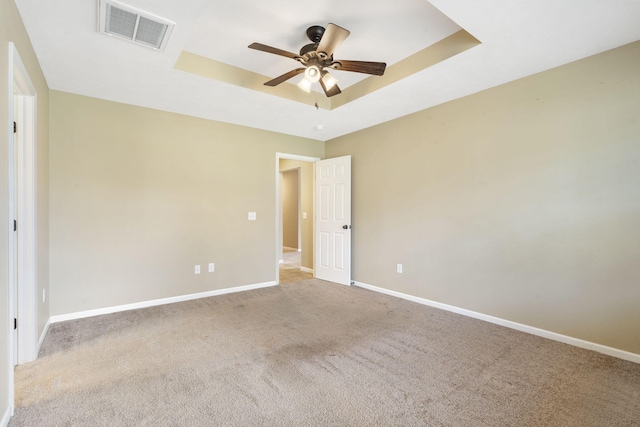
15, 0, 640, 141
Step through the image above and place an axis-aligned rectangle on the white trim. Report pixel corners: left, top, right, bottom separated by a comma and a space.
300, 267, 314, 274
297, 170, 302, 252
7, 43, 16, 423
276, 153, 320, 163
7, 42, 39, 421
275, 153, 320, 284
50, 281, 277, 324
37, 318, 51, 354
15, 93, 38, 365
353, 281, 640, 365
1, 406, 11, 427
11, 47, 36, 95
8, 43, 38, 366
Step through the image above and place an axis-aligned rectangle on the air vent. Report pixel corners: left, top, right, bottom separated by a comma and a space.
98, 0, 174, 51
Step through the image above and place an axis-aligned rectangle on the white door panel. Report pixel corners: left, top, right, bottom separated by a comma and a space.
315, 155, 351, 285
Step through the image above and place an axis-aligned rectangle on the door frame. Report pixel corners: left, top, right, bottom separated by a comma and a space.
275, 153, 320, 284
7, 42, 39, 413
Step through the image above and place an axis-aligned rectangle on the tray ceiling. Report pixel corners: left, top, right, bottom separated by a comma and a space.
15, 0, 640, 141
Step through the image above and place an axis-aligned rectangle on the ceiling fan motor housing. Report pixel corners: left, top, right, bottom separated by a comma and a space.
300, 43, 318, 56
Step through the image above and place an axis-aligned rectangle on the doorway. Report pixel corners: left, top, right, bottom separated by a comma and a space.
8, 42, 39, 414
280, 167, 310, 284
281, 168, 300, 253
275, 153, 320, 284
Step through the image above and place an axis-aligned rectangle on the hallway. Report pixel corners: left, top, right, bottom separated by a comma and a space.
279, 248, 313, 284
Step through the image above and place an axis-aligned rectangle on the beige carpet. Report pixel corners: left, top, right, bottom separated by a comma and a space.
11, 280, 640, 426
279, 248, 312, 284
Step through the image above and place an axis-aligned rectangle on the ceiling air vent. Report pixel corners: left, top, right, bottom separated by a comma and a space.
98, 0, 175, 51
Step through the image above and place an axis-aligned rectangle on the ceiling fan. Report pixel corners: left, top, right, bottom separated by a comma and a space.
248, 23, 386, 97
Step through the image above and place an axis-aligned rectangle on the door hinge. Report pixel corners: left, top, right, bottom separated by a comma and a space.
14, 219, 17, 232
14, 318, 17, 330
13, 121, 17, 134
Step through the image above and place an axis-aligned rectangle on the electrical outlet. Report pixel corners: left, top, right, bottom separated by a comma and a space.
248, 212, 257, 220
397, 264, 403, 274
208, 263, 215, 272
195, 265, 201, 274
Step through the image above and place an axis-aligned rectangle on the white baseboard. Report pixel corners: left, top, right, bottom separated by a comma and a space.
300, 267, 314, 274
353, 281, 640, 365
37, 317, 51, 354
50, 281, 278, 324
1, 405, 11, 427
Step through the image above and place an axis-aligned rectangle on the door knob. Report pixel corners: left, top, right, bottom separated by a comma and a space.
342, 225, 351, 229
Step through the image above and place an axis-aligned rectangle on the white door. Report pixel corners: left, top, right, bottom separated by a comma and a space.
12, 99, 19, 365
11, 44, 39, 365
315, 155, 351, 285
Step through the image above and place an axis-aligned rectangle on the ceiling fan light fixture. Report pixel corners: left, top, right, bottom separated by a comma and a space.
321, 72, 338, 90
297, 77, 312, 93
305, 66, 321, 83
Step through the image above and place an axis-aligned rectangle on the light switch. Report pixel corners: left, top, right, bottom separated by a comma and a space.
248, 212, 257, 220
303, 212, 307, 219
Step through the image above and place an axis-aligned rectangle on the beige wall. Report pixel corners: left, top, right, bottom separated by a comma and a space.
326, 41, 640, 354
0, 0, 50, 416
281, 169, 299, 249
280, 159, 314, 270
49, 91, 323, 316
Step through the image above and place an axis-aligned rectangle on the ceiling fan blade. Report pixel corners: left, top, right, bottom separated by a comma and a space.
248, 43, 300, 60
264, 68, 306, 86
319, 79, 341, 97
333, 60, 387, 76
317, 23, 350, 57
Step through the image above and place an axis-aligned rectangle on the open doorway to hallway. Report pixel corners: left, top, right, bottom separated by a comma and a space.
279, 247, 313, 284
276, 154, 319, 284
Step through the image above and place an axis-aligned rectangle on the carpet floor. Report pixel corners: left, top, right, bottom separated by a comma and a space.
10, 280, 640, 426
279, 249, 312, 284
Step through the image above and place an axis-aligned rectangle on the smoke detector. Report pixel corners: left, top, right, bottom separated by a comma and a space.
98, 0, 175, 51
